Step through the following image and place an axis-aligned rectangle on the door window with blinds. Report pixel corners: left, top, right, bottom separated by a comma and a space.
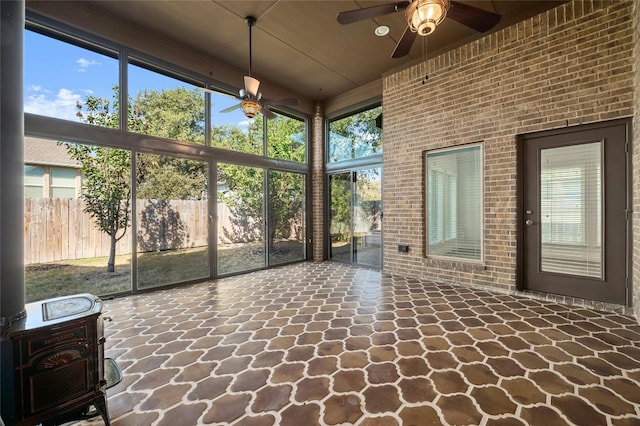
539, 142, 603, 278
425, 144, 483, 261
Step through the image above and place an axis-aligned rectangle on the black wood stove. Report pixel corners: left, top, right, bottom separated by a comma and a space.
1, 294, 111, 425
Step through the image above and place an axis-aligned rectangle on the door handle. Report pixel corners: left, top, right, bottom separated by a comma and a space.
525, 219, 535, 226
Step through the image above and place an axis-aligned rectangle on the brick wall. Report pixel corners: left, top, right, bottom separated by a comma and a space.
383, 1, 636, 308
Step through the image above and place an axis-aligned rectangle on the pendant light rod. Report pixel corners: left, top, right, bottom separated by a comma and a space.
245, 16, 256, 77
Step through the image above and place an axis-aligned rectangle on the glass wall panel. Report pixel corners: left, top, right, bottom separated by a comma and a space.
136, 153, 209, 289
217, 164, 265, 274
211, 94, 264, 155
329, 172, 352, 263
328, 106, 382, 162
24, 24, 309, 297
24, 138, 132, 302
24, 29, 119, 124
354, 168, 382, 267
267, 112, 305, 162
128, 62, 205, 144
268, 171, 305, 265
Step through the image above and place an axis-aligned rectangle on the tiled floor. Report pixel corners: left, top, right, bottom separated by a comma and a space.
80, 262, 640, 425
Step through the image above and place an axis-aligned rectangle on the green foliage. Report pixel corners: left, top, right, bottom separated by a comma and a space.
62, 142, 131, 273
328, 106, 382, 162
267, 113, 305, 162
218, 164, 263, 222
329, 173, 351, 243
268, 170, 304, 243
132, 87, 205, 144
212, 115, 263, 154
326, 106, 382, 238
132, 88, 208, 200
71, 83, 307, 268
137, 154, 207, 200
218, 113, 306, 247
69, 87, 132, 272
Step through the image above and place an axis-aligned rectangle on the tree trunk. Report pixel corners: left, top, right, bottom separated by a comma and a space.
107, 232, 117, 273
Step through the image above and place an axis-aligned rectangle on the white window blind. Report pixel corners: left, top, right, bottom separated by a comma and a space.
24, 165, 44, 198
426, 144, 482, 261
50, 167, 77, 198
540, 142, 602, 278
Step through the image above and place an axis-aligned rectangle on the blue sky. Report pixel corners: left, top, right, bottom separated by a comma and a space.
23, 30, 248, 127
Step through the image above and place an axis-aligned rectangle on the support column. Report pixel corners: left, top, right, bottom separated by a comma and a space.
1, 0, 26, 326
632, 0, 640, 322
311, 103, 325, 263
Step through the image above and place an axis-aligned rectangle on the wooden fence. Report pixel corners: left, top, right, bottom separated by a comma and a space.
24, 198, 226, 264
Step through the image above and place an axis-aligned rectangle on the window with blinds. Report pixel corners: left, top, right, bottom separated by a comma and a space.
425, 144, 482, 261
540, 142, 602, 278
50, 168, 78, 198
24, 165, 45, 198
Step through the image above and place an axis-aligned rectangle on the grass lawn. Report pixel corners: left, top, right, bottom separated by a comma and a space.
25, 241, 304, 303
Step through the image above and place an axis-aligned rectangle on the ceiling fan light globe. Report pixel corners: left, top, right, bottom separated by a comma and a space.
241, 100, 261, 118
417, 21, 436, 36
407, 0, 449, 36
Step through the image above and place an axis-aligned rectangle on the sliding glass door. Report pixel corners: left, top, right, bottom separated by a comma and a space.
136, 153, 209, 289
329, 167, 382, 267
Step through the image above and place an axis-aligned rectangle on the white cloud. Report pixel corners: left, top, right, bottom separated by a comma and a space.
76, 58, 100, 72
24, 87, 82, 121
27, 84, 45, 93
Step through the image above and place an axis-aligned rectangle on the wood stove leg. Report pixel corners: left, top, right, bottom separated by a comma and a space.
94, 393, 110, 426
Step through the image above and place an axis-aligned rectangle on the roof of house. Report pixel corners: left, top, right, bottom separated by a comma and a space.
24, 136, 80, 168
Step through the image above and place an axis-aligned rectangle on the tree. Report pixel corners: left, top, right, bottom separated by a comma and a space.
133, 88, 208, 201
69, 83, 307, 268
131, 87, 205, 144
326, 106, 382, 235
63, 87, 132, 273
328, 106, 382, 162
67, 86, 209, 271
64, 144, 131, 273
217, 113, 306, 251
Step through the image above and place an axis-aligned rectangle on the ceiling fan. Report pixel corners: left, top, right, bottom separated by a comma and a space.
337, 0, 501, 58
201, 16, 298, 119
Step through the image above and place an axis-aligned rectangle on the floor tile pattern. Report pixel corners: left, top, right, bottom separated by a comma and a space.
78, 262, 640, 425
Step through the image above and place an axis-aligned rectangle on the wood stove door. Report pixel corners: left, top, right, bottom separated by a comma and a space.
15, 315, 100, 422
24, 342, 94, 416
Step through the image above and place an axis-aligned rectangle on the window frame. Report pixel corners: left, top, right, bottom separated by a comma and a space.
424, 142, 484, 263
23, 13, 311, 299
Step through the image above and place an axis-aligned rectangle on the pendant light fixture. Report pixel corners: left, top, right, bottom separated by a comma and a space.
406, 0, 450, 36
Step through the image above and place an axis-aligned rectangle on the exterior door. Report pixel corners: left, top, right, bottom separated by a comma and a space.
328, 168, 382, 267
353, 168, 382, 267
329, 172, 352, 263
519, 120, 630, 305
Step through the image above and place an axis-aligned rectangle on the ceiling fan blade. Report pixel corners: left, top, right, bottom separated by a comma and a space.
263, 98, 299, 107
261, 106, 276, 119
220, 103, 241, 113
244, 75, 261, 97
448, 1, 501, 33
337, 1, 410, 25
391, 26, 417, 58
